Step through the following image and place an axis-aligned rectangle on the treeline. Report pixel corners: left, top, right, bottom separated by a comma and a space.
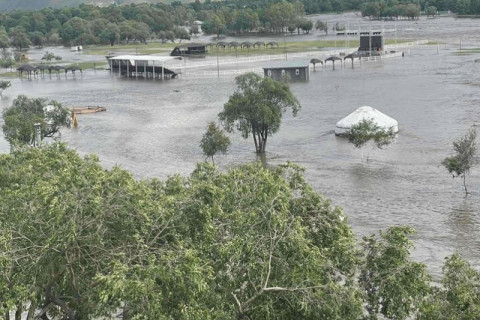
0, 3, 196, 49
0, 0, 478, 50
0, 1, 316, 50
361, 2, 421, 19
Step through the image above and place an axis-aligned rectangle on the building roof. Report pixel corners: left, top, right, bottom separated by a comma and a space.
174, 43, 206, 48
263, 60, 310, 69
335, 106, 399, 135
108, 55, 181, 66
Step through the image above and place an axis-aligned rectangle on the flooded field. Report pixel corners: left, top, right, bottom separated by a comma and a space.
1, 13, 480, 277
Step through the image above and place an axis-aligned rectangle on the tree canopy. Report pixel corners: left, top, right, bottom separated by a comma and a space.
219, 72, 301, 154
442, 127, 476, 194
347, 118, 396, 150
0, 144, 479, 319
200, 121, 230, 163
2, 95, 71, 147
0, 80, 10, 96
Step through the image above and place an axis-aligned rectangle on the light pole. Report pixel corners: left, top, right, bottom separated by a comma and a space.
284, 32, 287, 61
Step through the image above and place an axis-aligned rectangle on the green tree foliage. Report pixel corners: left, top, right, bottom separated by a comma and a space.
99, 23, 120, 46
315, 20, 328, 35
0, 143, 479, 319
0, 80, 10, 96
0, 49, 15, 68
264, 1, 297, 33
297, 18, 313, 33
426, 6, 437, 17
442, 127, 476, 194
175, 27, 191, 42
0, 26, 9, 49
0, 143, 185, 319
59, 16, 90, 45
200, 121, 230, 163
347, 118, 396, 150
8, 28, 30, 49
29, 30, 46, 47
219, 72, 301, 154
2, 95, 71, 147
360, 226, 431, 320
361, 2, 420, 19
0, 145, 363, 319
41, 50, 61, 62
202, 13, 226, 38
418, 253, 480, 320
0, 0, 480, 46
189, 24, 200, 37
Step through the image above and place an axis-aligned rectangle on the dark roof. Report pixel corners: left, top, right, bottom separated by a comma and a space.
263, 60, 310, 69
175, 43, 206, 48
325, 56, 342, 62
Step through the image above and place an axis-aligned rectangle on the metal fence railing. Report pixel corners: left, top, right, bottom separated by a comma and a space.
169, 40, 428, 78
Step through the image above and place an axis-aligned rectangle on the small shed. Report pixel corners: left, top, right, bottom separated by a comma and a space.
335, 106, 398, 136
170, 43, 207, 56
263, 60, 310, 81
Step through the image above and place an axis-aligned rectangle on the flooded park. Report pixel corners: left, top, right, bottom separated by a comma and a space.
1, 12, 480, 277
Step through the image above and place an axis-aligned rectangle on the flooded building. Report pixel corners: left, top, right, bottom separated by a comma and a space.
170, 44, 207, 56
263, 60, 310, 81
107, 55, 181, 79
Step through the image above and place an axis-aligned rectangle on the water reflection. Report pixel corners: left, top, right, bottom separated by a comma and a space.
447, 200, 480, 257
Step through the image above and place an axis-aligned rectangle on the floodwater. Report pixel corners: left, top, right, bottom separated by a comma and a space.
1, 13, 480, 277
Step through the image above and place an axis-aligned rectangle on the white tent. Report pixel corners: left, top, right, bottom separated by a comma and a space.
335, 106, 398, 136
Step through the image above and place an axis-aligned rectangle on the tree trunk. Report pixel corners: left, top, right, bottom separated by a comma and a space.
463, 174, 468, 194
5, 310, 10, 320
262, 128, 268, 153
14, 303, 21, 320
122, 302, 130, 320
26, 302, 36, 320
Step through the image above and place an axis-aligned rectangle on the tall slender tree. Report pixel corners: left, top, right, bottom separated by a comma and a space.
442, 127, 477, 194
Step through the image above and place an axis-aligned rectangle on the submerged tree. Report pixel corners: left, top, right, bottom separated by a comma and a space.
442, 127, 476, 194
200, 121, 230, 163
2, 95, 71, 147
0, 80, 10, 96
219, 72, 301, 154
347, 118, 396, 160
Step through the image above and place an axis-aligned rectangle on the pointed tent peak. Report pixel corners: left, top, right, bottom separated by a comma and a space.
335, 106, 399, 136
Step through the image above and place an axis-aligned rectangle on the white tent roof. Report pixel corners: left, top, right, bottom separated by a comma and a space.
335, 106, 398, 135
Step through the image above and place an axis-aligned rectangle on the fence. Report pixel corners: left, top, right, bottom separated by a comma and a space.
170, 40, 428, 78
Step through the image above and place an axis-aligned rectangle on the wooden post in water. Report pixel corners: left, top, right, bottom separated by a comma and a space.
153, 61, 155, 80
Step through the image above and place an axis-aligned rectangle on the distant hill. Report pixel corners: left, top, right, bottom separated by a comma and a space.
0, 0, 172, 11
0, 0, 100, 11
